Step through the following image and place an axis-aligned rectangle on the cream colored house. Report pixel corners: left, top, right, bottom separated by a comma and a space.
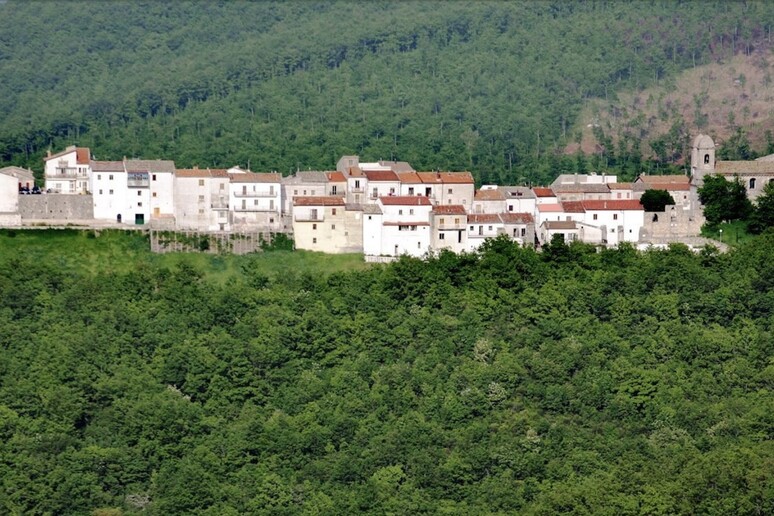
292, 196, 362, 253
431, 204, 467, 253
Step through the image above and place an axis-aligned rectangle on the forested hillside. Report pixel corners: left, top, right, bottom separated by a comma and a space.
0, 229, 772, 514
1, 1, 774, 184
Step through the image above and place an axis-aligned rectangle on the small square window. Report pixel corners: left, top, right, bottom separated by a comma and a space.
439, 233, 445, 240
448, 188, 452, 194
399, 209, 403, 215
312, 223, 317, 230
137, 190, 141, 196
199, 208, 204, 214
199, 179, 204, 186
410, 209, 414, 215
109, 175, 113, 180
152, 192, 157, 197
152, 174, 157, 181
613, 214, 618, 220
109, 189, 114, 195
99, 189, 103, 195
138, 202, 142, 207
332, 208, 337, 215
198, 195, 205, 202
97, 174, 101, 180
331, 224, 336, 230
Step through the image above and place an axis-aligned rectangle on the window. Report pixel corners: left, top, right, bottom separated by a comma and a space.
254, 199, 259, 205
508, 205, 513, 212
617, 193, 622, 199
220, 183, 225, 190
270, 186, 275, 195
368, 216, 372, 220
198, 179, 204, 186
331, 224, 336, 230
372, 187, 378, 198
390, 187, 395, 194
332, 208, 337, 215
593, 214, 598, 220
399, 209, 403, 215
448, 188, 453, 194
137, 202, 142, 207
454, 218, 460, 224
749, 178, 756, 189
99, 189, 103, 195
152, 174, 157, 181
152, 192, 157, 197
97, 174, 101, 180
303, 190, 307, 195
198, 209, 204, 214
109, 175, 113, 180
440, 218, 445, 225
269, 218, 274, 223
198, 195, 205, 202
354, 180, 360, 188
270, 200, 274, 209
439, 233, 445, 240
137, 190, 142, 196
521, 228, 526, 237
411, 225, 417, 231
294, 189, 298, 195
313, 238, 317, 244
331, 185, 337, 194
470, 226, 474, 231
704, 153, 710, 164
613, 214, 618, 220
312, 223, 317, 230
409, 209, 414, 215
417, 242, 421, 248
408, 187, 414, 195
109, 189, 114, 195
488, 225, 493, 231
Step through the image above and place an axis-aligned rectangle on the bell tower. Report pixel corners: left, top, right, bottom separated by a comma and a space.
690, 134, 715, 188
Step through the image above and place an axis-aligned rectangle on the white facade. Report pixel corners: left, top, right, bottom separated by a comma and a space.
44, 146, 91, 194
230, 173, 282, 231
375, 196, 433, 257
581, 200, 644, 246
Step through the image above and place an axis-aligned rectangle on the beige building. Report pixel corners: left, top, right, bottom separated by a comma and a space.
292, 196, 362, 253
174, 168, 230, 231
431, 204, 468, 253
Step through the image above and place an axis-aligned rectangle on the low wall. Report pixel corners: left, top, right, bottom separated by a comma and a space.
19, 194, 93, 221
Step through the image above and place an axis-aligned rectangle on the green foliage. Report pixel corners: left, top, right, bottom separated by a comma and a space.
259, 232, 295, 252
698, 174, 754, 226
3, 229, 772, 513
748, 180, 774, 234
641, 189, 676, 212
1, 2, 772, 184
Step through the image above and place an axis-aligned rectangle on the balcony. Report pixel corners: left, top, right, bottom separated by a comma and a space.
48, 168, 80, 179
211, 198, 229, 210
349, 187, 364, 193
233, 190, 276, 198
294, 215, 323, 222
235, 206, 278, 212
436, 223, 466, 230
127, 178, 150, 188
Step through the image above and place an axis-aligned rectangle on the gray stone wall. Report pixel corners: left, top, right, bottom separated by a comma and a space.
639, 204, 704, 241
19, 194, 94, 221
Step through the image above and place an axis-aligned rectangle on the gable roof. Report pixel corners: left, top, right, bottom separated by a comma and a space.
500, 186, 536, 199
500, 212, 534, 224
537, 203, 564, 212
416, 171, 474, 184
543, 221, 578, 230
364, 169, 400, 182
176, 168, 213, 178
552, 183, 610, 193
561, 201, 586, 213
396, 171, 422, 184
608, 182, 633, 190
432, 205, 467, 215
293, 196, 345, 207
533, 187, 555, 197
582, 200, 643, 211
380, 196, 432, 206
0, 166, 35, 180
126, 159, 176, 173
475, 188, 506, 201
468, 213, 502, 224
91, 160, 125, 172
44, 146, 91, 164
326, 171, 346, 182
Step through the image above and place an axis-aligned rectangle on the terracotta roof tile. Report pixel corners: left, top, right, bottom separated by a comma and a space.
293, 196, 346, 207
432, 205, 467, 215
475, 189, 506, 200
44, 146, 91, 163
561, 201, 586, 213
229, 172, 281, 183
176, 168, 212, 178
397, 171, 422, 184
91, 160, 125, 172
416, 171, 474, 184
607, 182, 633, 190
500, 212, 534, 224
326, 171, 346, 182
380, 196, 432, 206
582, 200, 643, 211
533, 187, 555, 197
364, 170, 400, 182
468, 214, 502, 224
537, 203, 564, 212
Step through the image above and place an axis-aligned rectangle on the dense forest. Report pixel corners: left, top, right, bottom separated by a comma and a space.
0, 229, 772, 514
2, 1, 774, 184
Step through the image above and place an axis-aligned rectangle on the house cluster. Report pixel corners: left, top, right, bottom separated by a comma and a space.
1, 133, 771, 257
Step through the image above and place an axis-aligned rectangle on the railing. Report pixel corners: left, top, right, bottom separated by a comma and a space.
48, 169, 81, 179
349, 187, 364, 193
294, 215, 324, 222
436, 224, 466, 230
233, 191, 276, 198
127, 178, 150, 187
211, 201, 229, 210
235, 206, 278, 212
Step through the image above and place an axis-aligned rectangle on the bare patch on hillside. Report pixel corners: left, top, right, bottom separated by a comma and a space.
572, 50, 774, 159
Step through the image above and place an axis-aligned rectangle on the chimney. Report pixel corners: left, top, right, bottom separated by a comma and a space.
46, 150, 51, 158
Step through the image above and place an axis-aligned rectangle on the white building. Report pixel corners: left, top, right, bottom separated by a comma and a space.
431, 205, 468, 253
580, 200, 644, 246
230, 172, 282, 231
0, 169, 21, 226
500, 186, 536, 215
364, 170, 401, 202
44, 146, 91, 194
373, 196, 433, 258
471, 187, 507, 214
416, 172, 475, 207
174, 168, 230, 231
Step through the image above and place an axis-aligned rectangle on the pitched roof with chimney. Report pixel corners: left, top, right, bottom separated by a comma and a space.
364, 169, 400, 182
380, 196, 432, 206
582, 200, 643, 211
326, 171, 346, 182
293, 196, 346, 207
416, 171, 474, 184
432, 205, 467, 215
229, 172, 281, 183
397, 171, 423, 184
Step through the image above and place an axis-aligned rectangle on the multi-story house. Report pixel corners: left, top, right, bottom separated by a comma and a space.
580, 200, 644, 245
500, 186, 536, 214
364, 169, 401, 202
174, 168, 230, 231
230, 172, 282, 231
292, 196, 362, 253
366, 196, 433, 258
471, 186, 507, 214
416, 171, 475, 207
44, 146, 91, 194
431, 205, 467, 253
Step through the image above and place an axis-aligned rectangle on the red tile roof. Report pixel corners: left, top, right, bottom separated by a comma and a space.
326, 171, 346, 182
364, 170, 400, 182
500, 212, 534, 224
469, 214, 502, 224
397, 171, 423, 184
416, 171, 474, 184
293, 196, 345, 207
433, 205, 467, 215
533, 187, 555, 197
176, 168, 212, 178
561, 201, 586, 213
380, 196, 432, 206
582, 200, 643, 211
475, 189, 505, 200
537, 203, 564, 212
44, 146, 91, 164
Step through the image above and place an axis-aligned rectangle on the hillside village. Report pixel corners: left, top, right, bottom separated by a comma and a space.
1, 134, 771, 258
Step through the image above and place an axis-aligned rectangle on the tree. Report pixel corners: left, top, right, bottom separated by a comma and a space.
697, 175, 753, 225
640, 189, 676, 212
748, 180, 774, 233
